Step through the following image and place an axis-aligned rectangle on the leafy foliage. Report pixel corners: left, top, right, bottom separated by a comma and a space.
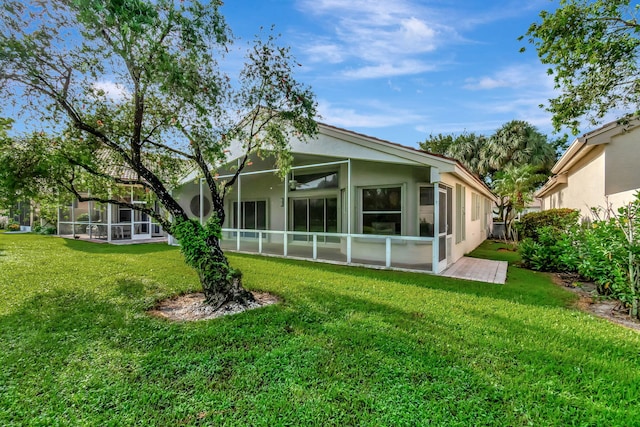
516, 208, 580, 241
576, 220, 628, 297
523, 0, 640, 132
492, 164, 549, 236
519, 198, 640, 318
0, 0, 317, 305
419, 121, 557, 186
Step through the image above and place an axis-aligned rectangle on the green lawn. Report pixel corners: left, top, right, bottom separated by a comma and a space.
0, 234, 638, 426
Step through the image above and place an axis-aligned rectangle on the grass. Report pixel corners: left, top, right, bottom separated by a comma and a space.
0, 234, 639, 426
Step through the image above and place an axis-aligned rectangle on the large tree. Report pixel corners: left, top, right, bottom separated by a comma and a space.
419, 121, 557, 184
522, 0, 640, 133
0, 0, 317, 309
419, 132, 491, 181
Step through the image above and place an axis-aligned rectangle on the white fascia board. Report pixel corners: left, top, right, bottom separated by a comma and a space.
314, 124, 457, 172
453, 163, 497, 202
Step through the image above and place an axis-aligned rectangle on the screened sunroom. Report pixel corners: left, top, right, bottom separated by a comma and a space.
57, 187, 166, 242
170, 123, 496, 274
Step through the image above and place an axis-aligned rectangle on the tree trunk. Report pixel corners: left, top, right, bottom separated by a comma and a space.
173, 217, 255, 310
199, 238, 255, 310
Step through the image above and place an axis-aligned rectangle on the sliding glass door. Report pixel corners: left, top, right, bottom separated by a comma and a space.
292, 197, 338, 242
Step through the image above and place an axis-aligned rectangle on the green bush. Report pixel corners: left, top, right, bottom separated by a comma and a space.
577, 219, 631, 299
7, 222, 20, 231
516, 208, 580, 241
520, 226, 579, 272
42, 226, 56, 235
31, 224, 56, 235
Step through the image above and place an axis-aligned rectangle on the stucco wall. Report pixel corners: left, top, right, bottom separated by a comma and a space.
440, 173, 491, 264
542, 145, 606, 218
604, 129, 640, 198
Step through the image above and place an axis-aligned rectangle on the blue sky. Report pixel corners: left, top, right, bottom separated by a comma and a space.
223, 0, 562, 147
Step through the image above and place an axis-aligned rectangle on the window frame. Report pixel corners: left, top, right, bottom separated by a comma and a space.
232, 200, 268, 230
360, 184, 404, 235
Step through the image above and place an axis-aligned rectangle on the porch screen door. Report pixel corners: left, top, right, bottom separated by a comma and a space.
438, 188, 447, 265
133, 210, 151, 239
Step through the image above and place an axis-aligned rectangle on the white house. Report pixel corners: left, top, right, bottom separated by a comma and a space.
174, 123, 496, 274
536, 118, 640, 218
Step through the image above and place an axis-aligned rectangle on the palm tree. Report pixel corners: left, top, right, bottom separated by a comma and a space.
487, 120, 556, 177
446, 132, 492, 182
493, 164, 547, 238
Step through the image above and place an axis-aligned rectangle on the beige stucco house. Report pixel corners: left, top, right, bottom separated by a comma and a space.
536, 118, 640, 218
174, 123, 496, 274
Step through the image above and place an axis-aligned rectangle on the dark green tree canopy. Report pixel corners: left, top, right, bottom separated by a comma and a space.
0, 0, 317, 308
419, 120, 557, 184
522, 0, 640, 133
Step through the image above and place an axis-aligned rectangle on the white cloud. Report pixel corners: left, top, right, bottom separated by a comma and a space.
317, 99, 425, 128
296, 0, 457, 79
91, 81, 130, 101
343, 61, 437, 79
463, 65, 541, 90
305, 43, 345, 64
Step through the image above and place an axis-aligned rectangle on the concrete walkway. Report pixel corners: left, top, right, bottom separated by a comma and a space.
441, 256, 508, 284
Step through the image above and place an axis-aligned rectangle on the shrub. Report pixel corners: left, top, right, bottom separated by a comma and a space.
7, 222, 20, 231
520, 226, 579, 272
575, 221, 627, 296
42, 226, 56, 235
516, 208, 580, 241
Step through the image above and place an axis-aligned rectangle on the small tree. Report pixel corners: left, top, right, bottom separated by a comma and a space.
608, 195, 640, 318
492, 164, 547, 239
522, 0, 640, 133
0, 0, 317, 309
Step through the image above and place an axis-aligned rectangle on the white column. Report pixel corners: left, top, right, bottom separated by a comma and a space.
347, 159, 352, 263
236, 172, 241, 251
71, 198, 75, 237
432, 181, 440, 274
56, 195, 61, 236
88, 190, 92, 239
385, 237, 391, 268
347, 159, 352, 235
313, 234, 318, 260
107, 202, 112, 242
130, 186, 134, 240
284, 173, 289, 257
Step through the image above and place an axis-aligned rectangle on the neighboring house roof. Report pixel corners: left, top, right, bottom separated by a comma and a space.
536, 117, 640, 198
201, 122, 497, 201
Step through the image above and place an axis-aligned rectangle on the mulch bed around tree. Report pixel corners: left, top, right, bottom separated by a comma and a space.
148, 291, 280, 321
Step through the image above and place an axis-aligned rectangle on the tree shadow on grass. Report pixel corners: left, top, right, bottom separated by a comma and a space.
279, 285, 639, 425
230, 252, 575, 310
62, 237, 178, 255
1, 275, 635, 425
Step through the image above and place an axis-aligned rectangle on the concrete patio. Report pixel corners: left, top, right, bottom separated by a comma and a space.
441, 256, 508, 284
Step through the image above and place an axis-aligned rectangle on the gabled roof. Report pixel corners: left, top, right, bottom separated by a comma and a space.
207, 122, 495, 201
314, 123, 495, 200
536, 117, 640, 198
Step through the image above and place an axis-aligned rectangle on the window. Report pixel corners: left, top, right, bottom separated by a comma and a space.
292, 171, 338, 191
455, 184, 466, 243
232, 201, 267, 230
471, 192, 481, 221
362, 186, 402, 235
418, 186, 434, 237
291, 197, 338, 242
